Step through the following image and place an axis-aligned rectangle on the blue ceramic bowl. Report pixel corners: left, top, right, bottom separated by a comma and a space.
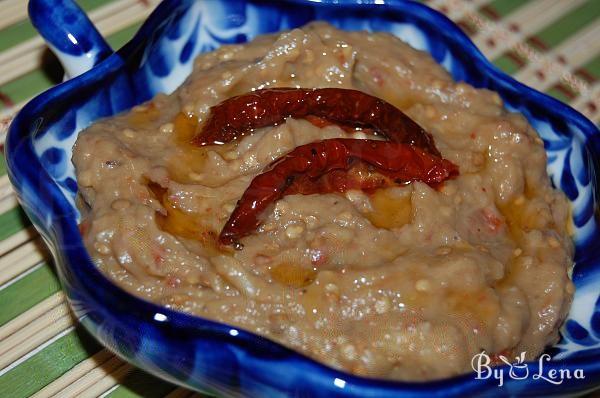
7, 0, 600, 396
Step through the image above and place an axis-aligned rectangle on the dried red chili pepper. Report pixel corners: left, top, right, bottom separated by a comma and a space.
193, 88, 441, 157
219, 138, 458, 246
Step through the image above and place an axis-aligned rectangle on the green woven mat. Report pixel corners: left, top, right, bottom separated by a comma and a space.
0, 0, 598, 397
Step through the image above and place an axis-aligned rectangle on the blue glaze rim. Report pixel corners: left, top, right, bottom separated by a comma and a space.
7, 0, 600, 396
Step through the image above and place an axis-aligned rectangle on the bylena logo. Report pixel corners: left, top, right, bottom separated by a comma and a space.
471, 352, 585, 387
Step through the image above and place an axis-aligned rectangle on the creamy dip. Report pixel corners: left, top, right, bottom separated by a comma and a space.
73, 22, 574, 381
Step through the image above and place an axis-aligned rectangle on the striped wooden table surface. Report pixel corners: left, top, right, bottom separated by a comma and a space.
0, 0, 598, 397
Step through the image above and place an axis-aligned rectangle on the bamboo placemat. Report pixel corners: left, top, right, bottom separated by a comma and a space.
0, 0, 599, 397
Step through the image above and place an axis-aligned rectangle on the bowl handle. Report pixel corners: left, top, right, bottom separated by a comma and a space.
28, 0, 113, 79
